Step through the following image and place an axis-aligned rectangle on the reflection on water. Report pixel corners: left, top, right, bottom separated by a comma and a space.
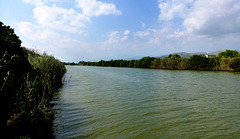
52, 66, 240, 138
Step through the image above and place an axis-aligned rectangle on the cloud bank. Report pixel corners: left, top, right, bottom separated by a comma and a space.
17, 0, 240, 61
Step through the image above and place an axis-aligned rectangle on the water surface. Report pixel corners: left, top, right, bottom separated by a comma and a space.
52, 66, 240, 138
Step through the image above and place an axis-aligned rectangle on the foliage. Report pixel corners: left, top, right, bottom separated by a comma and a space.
188, 55, 210, 70
138, 57, 155, 68
230, 57, 240, 71
152, 58, 163, 69
0, 21, 31, 128
28, 50, 66, 91
162, 54, 188, 70
0, 21, 66, 138
217, 50, 240, 58
79, 50, 240, 71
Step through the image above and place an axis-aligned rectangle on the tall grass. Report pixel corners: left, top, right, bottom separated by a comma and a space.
28, 50, 66, 92
3, 49, 66, 138
1, 21, 66, 138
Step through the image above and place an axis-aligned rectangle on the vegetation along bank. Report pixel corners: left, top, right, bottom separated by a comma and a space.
79, 50, 240, 71
0, 21, 66, 138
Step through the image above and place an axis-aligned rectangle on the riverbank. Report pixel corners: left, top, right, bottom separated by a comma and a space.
0, 21, 66, 138
78, 50, 240, 72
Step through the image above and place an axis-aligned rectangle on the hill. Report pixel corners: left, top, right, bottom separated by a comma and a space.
159, 51, 224, 59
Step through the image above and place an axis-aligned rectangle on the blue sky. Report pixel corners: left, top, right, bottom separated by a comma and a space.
1, 0, 240, 62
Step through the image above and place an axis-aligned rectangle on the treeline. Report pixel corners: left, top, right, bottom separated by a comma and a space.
0, 21, 66, 138
79, 50, 240, 71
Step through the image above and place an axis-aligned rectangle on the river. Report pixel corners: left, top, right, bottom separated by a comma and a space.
52, 66, 240, 138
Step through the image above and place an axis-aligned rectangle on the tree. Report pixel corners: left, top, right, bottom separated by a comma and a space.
0, 21, 31, 125
120, 60, 129, 67
138, 57, 155, 68
115, 59, 123, 67
230, 57, 240, 71
152, 58, 163, 69
98, 60, 105, 66
188, 55, 209, 70
134, 60, 139, 68
129, 60, 135, 68
217, 50, 240, 58
162, 54, 187, 70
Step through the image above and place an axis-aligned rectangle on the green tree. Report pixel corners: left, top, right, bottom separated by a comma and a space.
129, 60, 135, 68
0, 21, 31, 125
1, 21, 66, 138
217, 50, 240, 58
120, 60, 129, 67
134, 60, 139, 68
115, 59, 123, 67
188, 55, 209, 70
162, 54, 187, 70
152, 58, 163, 69
230, 57, 240, 71
98, 60, 105, 66
138, 57, 155, 68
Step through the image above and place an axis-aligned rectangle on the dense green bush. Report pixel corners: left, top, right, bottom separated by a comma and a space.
0, 21, 66, 138
230, 57, 240, 71
218, 50, 240, 58
28, 51, 66, 91
152, 58, 163, 69
162, 54, 188, 70
79, 50, 240, 71
138, 57, 155, 68
188, 55, 209, 70
0, 21, 31, 129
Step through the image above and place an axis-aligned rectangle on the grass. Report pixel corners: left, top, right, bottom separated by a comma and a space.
1, 49, 66, 138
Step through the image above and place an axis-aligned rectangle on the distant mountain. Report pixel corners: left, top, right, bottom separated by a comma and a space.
124, 56, 144, 60
207, 50, 224, 56
125, 50, 225, 60
159, 50, 224, 59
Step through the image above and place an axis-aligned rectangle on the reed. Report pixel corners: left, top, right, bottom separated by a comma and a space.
1, 20, 66, 138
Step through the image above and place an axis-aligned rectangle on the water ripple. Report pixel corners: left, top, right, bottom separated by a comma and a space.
53, 66, 240, 138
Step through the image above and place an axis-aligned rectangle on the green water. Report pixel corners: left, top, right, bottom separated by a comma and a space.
52, 66, 240, 138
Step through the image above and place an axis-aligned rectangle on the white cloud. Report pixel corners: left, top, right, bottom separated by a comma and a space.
105, 31, 120, 44
158, 0, 193, 21
135, 30, 150, 38
19, 0, 124, 61
22, 0, 121, 34
33, 4, 90, 33
168, 31, 185, 38
158, 0, 240, 37
123, 30, 131, 35
105, 30, 131, 44
183, 0, 240, 36
146, 28, 172, 44
141, 22, 146, 28
18, 22, 104, 62
18, 21, 84, 49
18, 22, 41, 40
19, 0, 240, 61
76, 0, 122, 16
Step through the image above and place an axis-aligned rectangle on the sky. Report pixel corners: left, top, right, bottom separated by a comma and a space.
1, 0, 240, 62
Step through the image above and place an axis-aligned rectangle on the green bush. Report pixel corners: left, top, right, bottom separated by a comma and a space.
0, 21, 66, 138
218, 50, 240, 58
230, 57, 240, 71
162, 54, 188, 70
0, 21, 31, 127
188, 55, 209, 70
28, 51, 66, 91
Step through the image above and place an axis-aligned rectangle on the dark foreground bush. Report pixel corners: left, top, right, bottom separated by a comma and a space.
230, 57, 240, 71
0, 21, 66, 138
